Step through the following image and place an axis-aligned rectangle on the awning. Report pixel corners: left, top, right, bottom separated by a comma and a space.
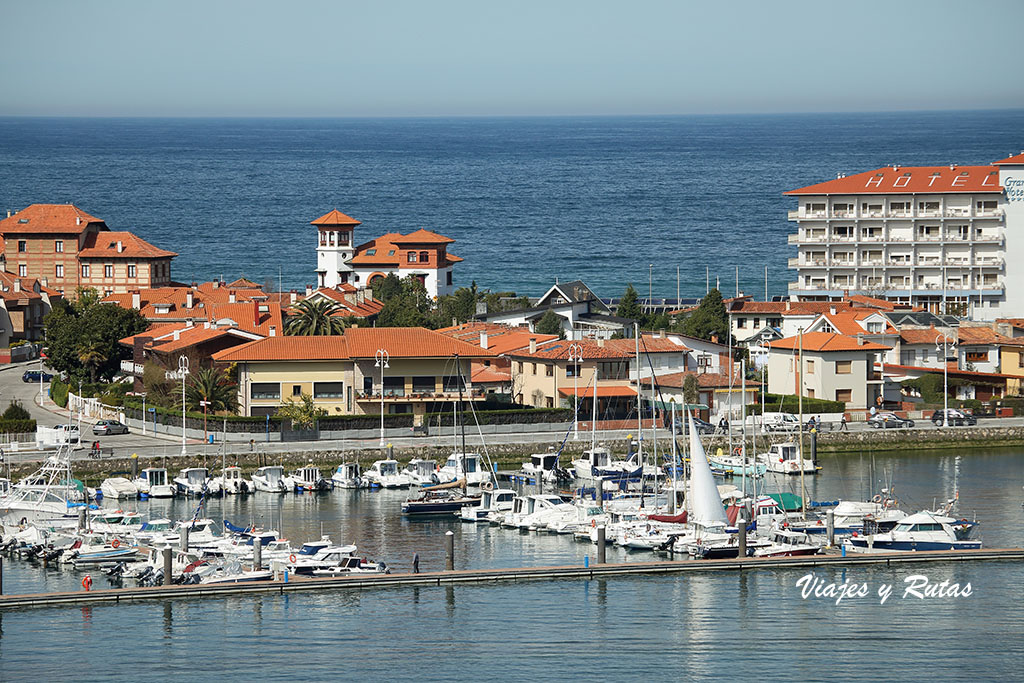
557, 386, 639, 398
767, 492, 804, 512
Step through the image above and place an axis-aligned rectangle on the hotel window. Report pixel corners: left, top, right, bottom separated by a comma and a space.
836, 360, 852, 374
127, 264, 137, 278
82, 264, 90, 277
250, 383, 280, 400
976, 200, 997, 212
55, 240, 64, 253
836, 389, 852, 403
17, 241, 26, 253
55, 264, 64, 278
407, 252, 418, 263
890, 201, 909, 214
566, 363, 580, 378
104, 264, 113, 278
18, 264, 26, 277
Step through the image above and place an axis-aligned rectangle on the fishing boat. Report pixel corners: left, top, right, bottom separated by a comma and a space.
252, 465, 289, 493
134, 468, 175, 498
331, 462, 368, 489
438, 453, 492, 487
288, 465, 332, 492
364, 459, 410, 488
404, 458, 439, 487
843, 512, 981, 553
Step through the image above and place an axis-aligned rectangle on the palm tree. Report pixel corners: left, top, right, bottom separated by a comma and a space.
285, 299, 348, 336
184, 367, 238, 413
276, 393, 326, 430
77, 342, 108, 383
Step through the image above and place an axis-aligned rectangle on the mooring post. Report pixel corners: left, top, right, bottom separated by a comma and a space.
810, 430, 818, 466
737, 514, 747, 558
445, 530, 454, 571
163, 547, 173, 585
179, 526, 190, 552
77, 508, 86, 532
253, 536, 262, 569
597, 525, 607, 564
131, 453, 139, 480
826, 510, 835, 548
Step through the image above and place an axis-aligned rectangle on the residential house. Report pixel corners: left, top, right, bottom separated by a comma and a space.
0, 272, 61, 349
435, 321, 558, 398
477, 280, 632, 340
766, 332, 890, 408
640, 370, 760, 422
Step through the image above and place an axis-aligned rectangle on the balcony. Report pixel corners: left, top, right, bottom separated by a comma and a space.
120, 360, 144, 376
356, 387, 485, 402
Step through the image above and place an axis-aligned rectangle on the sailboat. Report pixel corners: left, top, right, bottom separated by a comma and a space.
0, 444, 84, 527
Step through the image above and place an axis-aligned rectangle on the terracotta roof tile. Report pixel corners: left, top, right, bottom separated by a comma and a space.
994, 152, 1024, 165
956, 326, 1024, 346
898, 327, 948, 345
606, 335, 687, 354
820, 311, 897, 336
391, 229, 454, 245
785, 165, 1001, 195
78, 231, 177, 259
768, 332, 890, 352
435, 322, 558, 355
213, 336, 351, 363
344, 327, 496, 359
729, 300, 855, 315
507, 338, 633, 360
640, 370, 760, 389
557, 386, 640, 398
0, 204, 104, 234
311, 209, 361, 226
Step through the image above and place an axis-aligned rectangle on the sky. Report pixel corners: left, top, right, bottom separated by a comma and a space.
1, 0, 1022, 117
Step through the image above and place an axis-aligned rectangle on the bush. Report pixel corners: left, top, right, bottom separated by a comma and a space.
50, 378, 69, 407
746, 393, 845, 415
424, 407, 572, 427
2, 400, 31, 421
0, 418, 35, 434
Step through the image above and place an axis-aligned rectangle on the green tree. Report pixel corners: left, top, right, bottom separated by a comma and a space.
44, 295, 149, 382
617, 284, 643, 323
682, 288, 729, 342
185, 367, 238, 413
682, 374, 700, 407
2, 400, 31, 421
142, 362, 174, 407
77, 342, 108, 384
377, 276, 434, 328
276, 393, 326, 429
371, 273, 403, 302
285, 298, 348, 335
535, 310, 564, 337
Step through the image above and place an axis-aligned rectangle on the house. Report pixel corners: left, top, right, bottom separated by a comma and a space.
0, 204, 176, 297
476, 280, 632, 340
639, 371, 760, 422
299, 285, 385, 320
313, 209, 462, 298
0, 272, 61, 349
766, 332, 891, 408
435, 321, 558, 398
211, 327, 496, 422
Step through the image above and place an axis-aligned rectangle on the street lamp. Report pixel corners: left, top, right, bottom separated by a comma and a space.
375, 349, 389, 447
758, 330, 773, 429
177, 355, 189, 456
936, 333, 955, 428
568, 342, 583, 440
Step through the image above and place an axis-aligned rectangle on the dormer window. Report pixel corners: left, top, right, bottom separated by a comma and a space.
366, 249, 376, 256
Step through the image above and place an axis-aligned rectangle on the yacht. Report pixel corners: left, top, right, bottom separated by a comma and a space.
571, 447, 642, 482
753, 528, 822, 557
289, 465, 332, 492
844, 512, 981, 553
252, 465, 289, 493
758, 443, 816, 475
459, 487, 516, 522
331, 462, 368, 489
404, 458, 439, 487
520, 450, 573, 484
438, 452, 492, 487
174, 468, 221, 497
364, 459, 410, 488
135, 468, 175, 498
99, 477, 139, 500
0, 447, 82, 527
213, 466, 252, 494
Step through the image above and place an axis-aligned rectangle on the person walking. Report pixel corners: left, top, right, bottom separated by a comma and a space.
839, 414, 848, 431
412, 552, 420, 574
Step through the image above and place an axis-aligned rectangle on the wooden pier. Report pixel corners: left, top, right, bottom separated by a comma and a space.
1, 548, 1021, 610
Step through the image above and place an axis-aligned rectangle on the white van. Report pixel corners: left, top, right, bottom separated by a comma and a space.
746, 412, 801, 433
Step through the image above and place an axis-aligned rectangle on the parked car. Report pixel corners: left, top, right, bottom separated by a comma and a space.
22, 370, 54, 383
672, 416, 715, 435
93, 420, 129, 436
931, 409, 977, 426
867, 412, 915, 429
53, 424, 81, 443
749, 412, 802, 433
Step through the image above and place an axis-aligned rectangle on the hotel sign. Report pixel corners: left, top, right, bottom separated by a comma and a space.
1006, 177, 1024, 203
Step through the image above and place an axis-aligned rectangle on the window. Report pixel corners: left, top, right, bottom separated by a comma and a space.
806, 360, 815, 374
517, 362, 524, 374
251, 383, 280, 399
836, 360, 852, 374
407, 252, 418, 263
545, 397, 554, 408
363, 376, 373, 395
965, 351, 987, 363
18, 264, 26, 277
545, 365, 553, 377
531, 363, 537, 375
104, 265, 113, 278
442, 375, 465, 392
82, 264, 90, 278
419, 251, 429, 263
866, 322, 883, 333
387, 250, 395, 256
383, 377, 405, 397
412, 376, 435, 394
806, 389, 815, 398
566, 363, 581, 378
55, 264, 64, 278
55, 240, 63, 253
836, 389, 852, 403
737, 318, 747, 329
447, 271, 453, 286
17, 241, 26, 253
1018, 354, 1024, 369
127, 264, 137, 278
313, 382, 343, 398
365, 249, 376, 256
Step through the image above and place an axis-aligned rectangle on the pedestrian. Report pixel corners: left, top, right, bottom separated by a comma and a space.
249, 438, 255, 452
840, 414, 848, 431
412, 552, 420, 574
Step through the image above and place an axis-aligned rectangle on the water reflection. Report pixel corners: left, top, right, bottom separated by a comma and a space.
163, 602, 173, 637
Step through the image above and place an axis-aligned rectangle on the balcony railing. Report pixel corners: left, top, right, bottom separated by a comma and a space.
356, 387, 485, 401
120, 360, 144, 376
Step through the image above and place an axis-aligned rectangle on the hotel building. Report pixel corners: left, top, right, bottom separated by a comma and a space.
785, 152, 1024, 318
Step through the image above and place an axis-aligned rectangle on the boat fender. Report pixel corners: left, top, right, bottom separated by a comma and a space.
872, 495, 882, 503
481, 481, 494, 492
111, 539, 120, 548
289, 554, 297, 564
82, 575, 93, 591
19, 517, 27, 526
591, 519, 596, 528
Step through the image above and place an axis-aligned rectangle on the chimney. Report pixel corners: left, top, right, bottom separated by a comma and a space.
13, 279, 20, 293
6, 210, 10, 218
597, 338, 605, 347
76, 216, 81, 226
305, 284, 313, 297
131, 291, 140, 310
710, 333, 719, 344
857, 334, 865, 345
173, 329, 180, 341
186, 319, 194, 328
213, 280, 220, 289
269, 325, 277, 337
253, 301, 259, 328
117, 240, 124, 253
186, 290, 194, 309
290, 290, 297, 304
480, 331, 489, 349
529, 337, 537, 354
829, 305, 837, 315
229, 290, 236, 304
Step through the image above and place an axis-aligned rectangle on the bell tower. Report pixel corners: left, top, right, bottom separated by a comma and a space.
311, 209, 360, 288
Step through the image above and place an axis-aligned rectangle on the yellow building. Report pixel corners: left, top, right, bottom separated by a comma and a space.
212, 328, 496, 420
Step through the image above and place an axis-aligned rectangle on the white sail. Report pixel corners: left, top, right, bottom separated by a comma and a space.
688, 412, 729, 526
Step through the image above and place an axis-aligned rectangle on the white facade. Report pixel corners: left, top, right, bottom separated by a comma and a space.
998, 159, 1024, 317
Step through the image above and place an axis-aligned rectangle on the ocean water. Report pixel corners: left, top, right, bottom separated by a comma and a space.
1, 448, 1022, 680
1, 111, 1022, 300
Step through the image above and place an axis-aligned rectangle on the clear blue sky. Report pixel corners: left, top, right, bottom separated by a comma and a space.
2, 0, 1022, 116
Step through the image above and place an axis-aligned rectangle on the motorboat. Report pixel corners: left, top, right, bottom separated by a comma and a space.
753, 528, 822, 557
844, 511, 981, 553
289, 465, 332, 492
548, 504, 611, 536
197, 560, 274, 584
100, 477, 139, 500
758, 443, 817, 475
213, 466, 252, 494
571, 447, 642, 483
69, 533, 142, 567
0, 447, 82, 527
364, 459, 410, 489
404, 458, 439, 487
402, 487, 481, 516
459, 487, 516, 522
438, 453, 492, 487
789, 496, 906, 536
509, 494, 573, 530
173, 468, 221, 497
134, 468, 175, 498
312, 556, 390, 576
252, 465, 289, 493
520, 450, 573, 484
707, 447, 767, 478
285, 543, 360, 575
331, 462, 368, 489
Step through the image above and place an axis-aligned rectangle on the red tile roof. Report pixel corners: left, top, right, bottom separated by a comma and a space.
209, 301, 283, 336
607, 335, 688, 354
435, 322, 558, 355
78, 231, 177, 260
120, 324, 262, 355
729, 300, 855, 315
557, 385, 640, 398
994, 152, 1024, 165
881, 363, 1017, 380
0, 271, 46, 302
768, 332, 890, 352
343, 327, 497, 359
350, 231, 462, 266
391, 229, 454, 245
302, 287, 384, 319
311, 209, 361, 226
898, 327, 948, 345
820, 311, 897, 336
0, 204, 104, 234
785, 166, 1001, 195
956, 325, 1024, 347
507, 338, 633, 361
641, 370, 760, 389
471, 365, 511, 384
213, 336, 351, 363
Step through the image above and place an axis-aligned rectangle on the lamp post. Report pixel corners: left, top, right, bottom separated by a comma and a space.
39, 354, 45, 405
759, 330, 773, 429
140, 392, 147, 436
568, 343, 583, 440
375, 349, 389, 447
178, 355, 189, 456
200, 400, 211, 444
936, 333, 955, 428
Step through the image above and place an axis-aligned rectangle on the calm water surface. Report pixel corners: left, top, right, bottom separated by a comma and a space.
1, 448, 1022, 680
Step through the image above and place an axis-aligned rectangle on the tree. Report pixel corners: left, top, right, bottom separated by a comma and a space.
535, 310, 564, 337
2, 400, 30, 420
185, 367, 238, 413
44, 292, 149, 383
371, 273, 403, 302
617, 284, 643, 324
682, 288, 729, 342
77, 342, 108, 384
682, 374, 700, 407
142, 362, 174, 406
285, 298, 348, 335
376, 276, 434, 328
276, 393, 326, 429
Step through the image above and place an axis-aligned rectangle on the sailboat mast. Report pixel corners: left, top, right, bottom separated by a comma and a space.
634, 322, 642, 464
740, 358, 746, 499
456, 353, 467, 493
798, 328, 806, 519
670, 400, 677, 514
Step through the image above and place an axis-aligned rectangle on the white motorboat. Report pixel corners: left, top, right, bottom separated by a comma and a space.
438, 452, 492, 487
364, 459, 410, 488
197, 560, 274, 584
844, 511, 982, 553
213, 466, 252, 494
174, 468, 221, 497
311, 556, 389, 575
0, 446, 82, 527
571, 447, 642, 482
758, 443, 816, 475
135, 468, 175, 498
459, 487, 516, 522
288, 465, 332, 492
404, 458, 439, 487
511, 494, 573, 531
331, 462, 368, 489
100, 477, 139, 500
753, 528, 822, 557
520, 450, 572, 484
252, 465, 289, 493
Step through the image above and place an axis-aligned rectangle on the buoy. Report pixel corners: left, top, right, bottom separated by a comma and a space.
111, 539, 120, 548
82, 575, 93, 591
289, 554, 297, 564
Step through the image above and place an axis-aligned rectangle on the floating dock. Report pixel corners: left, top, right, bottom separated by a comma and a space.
2, 548, 1021, 610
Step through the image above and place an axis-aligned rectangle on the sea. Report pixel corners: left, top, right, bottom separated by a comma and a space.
1, 448, 1023, 680
1, 110, 1023, 301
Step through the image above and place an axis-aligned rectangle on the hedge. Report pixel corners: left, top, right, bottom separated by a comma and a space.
0, 418, 36, 434
746, 393, 845, 415
423, 407, 572, 427
50, 379, 69, 408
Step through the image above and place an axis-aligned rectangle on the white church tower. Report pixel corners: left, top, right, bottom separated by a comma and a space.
312, 209, 360, 288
